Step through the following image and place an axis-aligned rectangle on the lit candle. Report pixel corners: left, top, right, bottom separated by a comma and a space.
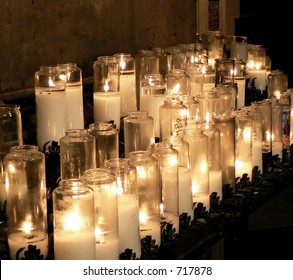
8, 221, 49, 260
54, 212, 96, 260
93, 92, 121, 130
178, 166, 193, 218
209, 169, 223, 200
119, 74, 137, 116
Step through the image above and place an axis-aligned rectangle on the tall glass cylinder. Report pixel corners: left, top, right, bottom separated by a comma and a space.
93, 56, 120, 130
83, 168, 119, 260
60, 129, 96, 180
53, 179, 96, 260
166, 69, 191, 96
88, 122, 119, 168
123, 111, 155, 158
229, 36, 248, 63
178, 95, 199, 120
215, 82, 237, 113
34, 65, 66, 150
163, 135, 193, 220
159, 96, 187, 140
197, 89, 219, 122
113, 53, 137, 117
152, 142, 179, 236
182, 123, 210, 211
128, 151, 161, 246
234, 110, 253, 180
140, 73, 167, 138
0, 104, 23, 214
234, 59, 247, 109
201, 122, 223, 200
105, 158, 141, 259
271, 99, 283, 160
213, 116, 236, 192
58, 62, 84, 130
4, 145, 48, 260
215, 58, 235, 85
267, 70, 288, 99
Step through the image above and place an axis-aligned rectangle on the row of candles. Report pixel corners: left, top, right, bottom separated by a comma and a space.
0, 32, 291, 260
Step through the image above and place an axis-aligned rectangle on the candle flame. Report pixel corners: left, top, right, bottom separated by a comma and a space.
63, 212, 84, 231
172, 83, 180, 95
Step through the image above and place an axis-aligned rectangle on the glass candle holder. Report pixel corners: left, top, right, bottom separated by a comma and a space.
4, 145, 48, 260
152, 141, 179, 235
93, 56, 121, 130
163, 135, 193, 221
83, 168, 119, 260
182, 123, 210, 212
159, 96, 187, 140
178, 95, 199, 121
113, 53, 137, 117
234, 110, 253, 180
267, 70, 288, 100
0, 104, 23, 214
105, 158, 141, 259
128, 151, 161, 247
185, 63, 206, 97
166, 69, 191, 96
234, 59, 247, 109
123, 111, 155, 158
151, 47, 171, 79
279, 91, 291, 150
271, 99, 283, 160
34, 65, 66, 150
229, 36, 248, 63
201, 122, 223, 201
213, 116, 236, 192
53, 179, 96, 260
197, 89, 219, 122
57, 63, 84, 130
140, 73, 167, 138
215, 58, 235, 85
60, 129, 96, 180
88, 122, 119, 168
214, 83, 236, 117
164, 46, 186, 71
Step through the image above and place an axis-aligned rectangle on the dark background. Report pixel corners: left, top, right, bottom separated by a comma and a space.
236, 0, 292, 87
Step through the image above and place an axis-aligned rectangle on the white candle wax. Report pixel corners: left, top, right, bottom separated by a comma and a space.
248, 70, 266, 92
236, 78, 246, 109
193, 192, 210, 212
95, 237, 119, 260
178, 166, 193, 218
35, 90, 66, 149
272, 141, 283, 160
252, 141, 263, 173
119, 74, 137, 117
161, 211, 179, 234
118, 194, 141, 258
8, 230, 49, 260
235, 160, 252, 180
209, 169, 223, 200
65, 85, 84, 130
54, 230, 96, 260
93, 92, 121, 130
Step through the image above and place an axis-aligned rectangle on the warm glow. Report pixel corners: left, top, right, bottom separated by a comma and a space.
95, 227, 105, 244
103, 80, 110, 92
266, 131, 271, 142
172, 83, 180, 95
117, 176, 123, 196
235, 159, 243, 169
139, 211, 147, 225
63, 211, 84, 231
49, 78, 55, 87
205, 112, 211, 123
160, 203, 164, 215
243, 127, 252, 142
273, 90, 281, 100
200, 160, 208, 173
137, 166, 147, 179
22, 220, 33, 235
202, 65, 207, 75
119, 60, 126, 70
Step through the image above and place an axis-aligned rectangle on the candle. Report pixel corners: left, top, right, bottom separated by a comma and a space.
8, 229, 49, 260
65, 85, 84, 130
178, 166, 193, 218
236, 78, 246, 109
252, 141, 263, 173
209, 169, 223, 200
119, 74, 137, 116
118, 194, 141, 258
54, 230, 95, 260
235, 159, 252, 180
93, 92, 121, 130
95, 233, 119, 260
35, 90, 66, 149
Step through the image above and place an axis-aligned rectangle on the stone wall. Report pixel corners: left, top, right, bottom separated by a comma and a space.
0, 0, 197, 94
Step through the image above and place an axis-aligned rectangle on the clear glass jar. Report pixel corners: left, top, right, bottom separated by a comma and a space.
178, 95, 199, 121
113, 53, 137, 116
162, 135, 193, 220
201, 122, 223, 200
271, 99, 283, 160
234, 110, 253, 180
60, 129, 96, 180
4, 145, 48, 259
234, 59, 247, 109
83, 168, 119, 260
105, 158, 141, 259
229, 36, 248, 63
215, 58, 235, 85
93, 56, 121, 130
140, 73, 167, 138
53, 179, 96, 260
159, 96, 187, 140
34, 65, 66, 150
197, 89, 219, 122
0, 104, 23, 213
57, 63, 84, 130
88, 122, 119, 168
182, 123, 210, 211
214, 83, 236, 117
164, 46, 186, 71
166, 69, 191, 96
213, 116, 236, 191
267, 69, 288, 99
123, 111, 155, 157
279, 91, 291, 150
152, 141, 179, 235
128, 151, 161, 246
